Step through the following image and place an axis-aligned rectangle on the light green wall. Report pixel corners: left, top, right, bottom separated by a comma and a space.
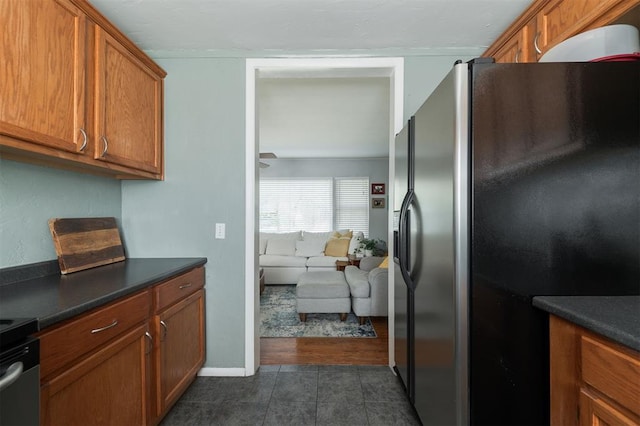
1, 51, 478, 369
0, 159, 121, 268
121, 58, 247, 368
122, 52, 478, 369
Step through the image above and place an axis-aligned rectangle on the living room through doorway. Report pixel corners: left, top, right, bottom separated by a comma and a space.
255, 58, 402, 365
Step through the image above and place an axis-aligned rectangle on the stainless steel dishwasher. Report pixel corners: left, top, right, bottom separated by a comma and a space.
0, 318, 40, 426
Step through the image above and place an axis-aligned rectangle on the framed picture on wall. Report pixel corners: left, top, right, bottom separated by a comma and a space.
371, 183, 385, 195
372, 198, 385, 208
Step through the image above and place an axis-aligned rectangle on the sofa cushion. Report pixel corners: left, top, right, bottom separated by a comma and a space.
306, 255, 347, 267
325, 238, 350, 257
259, 231, 301, 255
295, 239, 325, 257
265, 239, 297, 256
344, 265, 370, 298
359, 256, 385, 272
260, 254, 308, 267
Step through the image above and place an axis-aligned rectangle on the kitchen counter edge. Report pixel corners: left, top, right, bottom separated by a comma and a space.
0, 257, 207, 330
533, 295, 640, 352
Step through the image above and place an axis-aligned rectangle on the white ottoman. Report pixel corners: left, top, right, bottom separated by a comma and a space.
296, 271, 351, 322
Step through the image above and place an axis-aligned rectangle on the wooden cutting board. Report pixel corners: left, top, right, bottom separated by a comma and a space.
49, 217, 125, 274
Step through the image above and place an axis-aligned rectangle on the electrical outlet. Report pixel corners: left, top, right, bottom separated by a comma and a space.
215, 223, 225, 239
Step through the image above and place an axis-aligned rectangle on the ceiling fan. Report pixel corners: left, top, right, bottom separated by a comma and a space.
259, 152, 277, 168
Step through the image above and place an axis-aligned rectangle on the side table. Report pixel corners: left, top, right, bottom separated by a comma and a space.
348, 255, 361, 268
335, 260, 349, 271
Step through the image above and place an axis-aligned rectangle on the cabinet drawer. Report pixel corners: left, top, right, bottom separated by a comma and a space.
39, 290, 150, 379
154, 267, 204, 312
581, 335, 640, 415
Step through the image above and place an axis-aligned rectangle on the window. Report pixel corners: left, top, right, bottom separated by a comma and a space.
335, 178, 369, 236
260, 178, 333, 233
259, 177, 369, 235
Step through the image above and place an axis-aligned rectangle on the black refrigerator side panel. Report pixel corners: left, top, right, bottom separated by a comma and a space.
469, 62, 640, 426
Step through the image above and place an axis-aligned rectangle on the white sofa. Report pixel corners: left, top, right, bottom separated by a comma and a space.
344, 256, 388, 323
259, 230, 363, 285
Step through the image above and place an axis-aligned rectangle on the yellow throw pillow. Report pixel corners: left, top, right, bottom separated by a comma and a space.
378, 256, 389, 269
325, 238, 350, 257
332, 230, 353, 239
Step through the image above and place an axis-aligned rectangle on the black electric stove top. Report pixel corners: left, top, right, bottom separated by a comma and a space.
0, 318, 38, 351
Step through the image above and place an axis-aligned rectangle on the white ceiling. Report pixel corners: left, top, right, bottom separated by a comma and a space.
90, 0, 531, 158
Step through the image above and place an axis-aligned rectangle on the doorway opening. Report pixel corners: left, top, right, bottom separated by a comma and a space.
245, 57, 404, 374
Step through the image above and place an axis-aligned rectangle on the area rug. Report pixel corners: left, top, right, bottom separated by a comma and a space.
260, 285, 376, 338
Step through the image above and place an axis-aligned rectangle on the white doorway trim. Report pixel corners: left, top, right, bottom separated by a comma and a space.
245, 57, 404, 375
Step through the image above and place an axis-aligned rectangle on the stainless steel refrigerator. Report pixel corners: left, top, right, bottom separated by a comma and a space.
393, 59, 640, 426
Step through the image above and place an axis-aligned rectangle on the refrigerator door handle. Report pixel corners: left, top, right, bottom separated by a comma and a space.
398, 188, 416, 291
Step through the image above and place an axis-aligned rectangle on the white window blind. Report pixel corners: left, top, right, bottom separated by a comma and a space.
335, 178, 369, 237
260, 178, 333, 233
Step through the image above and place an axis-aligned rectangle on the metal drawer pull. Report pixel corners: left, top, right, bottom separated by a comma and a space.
91, 319, 118, 334
100, 136, 109, 157
145, 332, 153, 354
79, 128, 88, 152
160, 320, 168, 340
0, 362, 23, 391
179, 283, 192, 289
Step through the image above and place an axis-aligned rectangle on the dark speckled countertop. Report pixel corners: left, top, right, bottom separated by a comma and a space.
0, 258, 207, 330
533, 296, 640, 352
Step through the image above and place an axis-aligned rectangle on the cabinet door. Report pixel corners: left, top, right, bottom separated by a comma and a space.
493, 18, 538, 63
536, 0, 624, 56
579, 389, 639, 426
41, 324, 152, 426
0, 0, 87, 153
94, 27, 162, 174
155, 289, 205, 417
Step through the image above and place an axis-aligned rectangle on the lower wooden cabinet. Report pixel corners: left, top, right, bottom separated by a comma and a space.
152, 267, 206, 419
41, 324, 152, 426
154, 290, 205, 418
38, 266, 206, 425
549, 316, 640, 426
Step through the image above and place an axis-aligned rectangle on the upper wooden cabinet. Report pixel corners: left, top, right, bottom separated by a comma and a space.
492, 17, 538, 63
485, 0, 639, 63
0, 0, 166, 179
0, 0, 87, 153
95, 28, 163, 174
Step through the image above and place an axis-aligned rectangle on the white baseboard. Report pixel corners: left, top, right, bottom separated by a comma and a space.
197, 367, 251, 377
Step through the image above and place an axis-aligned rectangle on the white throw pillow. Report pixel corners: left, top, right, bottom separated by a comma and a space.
349, 231, 364, 254
295, 239, 325, 257
265, 239, 297, 256
260, 231, 302, 240
259, 239, 268, 255
302, 231, 334, 242
259, 231, 301, 254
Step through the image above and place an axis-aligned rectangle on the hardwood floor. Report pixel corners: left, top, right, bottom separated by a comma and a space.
260, 317, 389, 365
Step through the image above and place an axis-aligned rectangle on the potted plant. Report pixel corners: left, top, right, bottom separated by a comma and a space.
358, 238, 382, 257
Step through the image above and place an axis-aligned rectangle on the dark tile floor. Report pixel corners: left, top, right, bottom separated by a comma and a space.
160, 365, 422, 425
